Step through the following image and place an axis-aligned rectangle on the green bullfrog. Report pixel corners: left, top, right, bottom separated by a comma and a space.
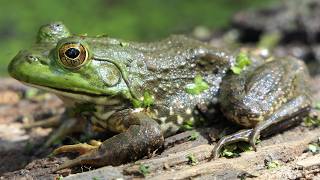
8, 22, 312, 170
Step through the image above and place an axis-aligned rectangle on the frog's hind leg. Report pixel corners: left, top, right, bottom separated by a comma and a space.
214, 58, 312, 159
249, 95, 311, 150
211, 95, 310, 159
53, 140, 101, 155
53, 111, 164, 171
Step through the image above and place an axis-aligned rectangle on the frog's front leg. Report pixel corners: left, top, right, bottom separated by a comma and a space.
42, 108, 88, 147
22, 108, 86, 147
212, 58, 311, 158
53, 110, 164, 171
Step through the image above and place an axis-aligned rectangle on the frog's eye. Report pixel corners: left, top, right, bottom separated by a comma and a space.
58, 42, 88, 69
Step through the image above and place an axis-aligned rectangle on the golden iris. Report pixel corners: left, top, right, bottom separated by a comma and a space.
58, 42, 88, 69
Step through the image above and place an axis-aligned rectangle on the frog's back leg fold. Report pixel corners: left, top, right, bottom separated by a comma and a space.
53, 111, 164, 171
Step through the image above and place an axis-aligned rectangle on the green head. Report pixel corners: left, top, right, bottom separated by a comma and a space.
8, 22, 139, 105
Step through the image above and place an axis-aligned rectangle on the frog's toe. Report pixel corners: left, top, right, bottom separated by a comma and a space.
249, 129, 261, 151
53, 143, 102, 172
53, 149, 100, 172
88, 139, 102, 146
210, 129, 252, 160
53, 143, 98, 155
211, 138, 226, 159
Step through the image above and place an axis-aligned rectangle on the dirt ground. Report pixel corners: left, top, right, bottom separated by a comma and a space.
0, 74, 319, 180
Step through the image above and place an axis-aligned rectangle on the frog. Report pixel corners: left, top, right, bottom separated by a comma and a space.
8, 22, 312, 171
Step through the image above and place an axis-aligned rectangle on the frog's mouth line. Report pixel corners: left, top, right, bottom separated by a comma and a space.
22, 82, 121, 106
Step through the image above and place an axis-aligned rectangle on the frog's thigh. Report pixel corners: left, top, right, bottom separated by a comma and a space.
54, 111, 164, 171
250, 95, 310, 147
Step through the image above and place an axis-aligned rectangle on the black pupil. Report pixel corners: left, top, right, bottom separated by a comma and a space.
65, 48, 80, 59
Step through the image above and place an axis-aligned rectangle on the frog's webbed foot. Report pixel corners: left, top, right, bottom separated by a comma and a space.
53, 140, 101, 155
212, 95, 311, 159
211, 129, 252, 159
249, 95, 311, 150
53, 112, 164, 171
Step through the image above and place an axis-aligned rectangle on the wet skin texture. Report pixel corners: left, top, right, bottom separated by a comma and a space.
8, 22, 311, 170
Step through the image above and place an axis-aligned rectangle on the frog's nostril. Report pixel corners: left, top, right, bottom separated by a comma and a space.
26, 55, 38, 63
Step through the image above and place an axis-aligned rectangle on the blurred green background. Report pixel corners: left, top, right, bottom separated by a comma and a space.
1, 0, 277, 76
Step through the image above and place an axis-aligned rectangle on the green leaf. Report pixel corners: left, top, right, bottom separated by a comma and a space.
143, 91, 154, 107
315, 102, 320, 110
182, 119, 195, 130
236, 52, 251, 68
221, 144, 239, 158
303, 116, 320, 127
186, 154, 198, 165
188, 131, 199, 141
266, 160, 280, 169
185, 75, 209, 95
308, 144, 319, 153
139, 164, 150, 176
230, 66, 242, 74
231, 52, 252, 75
132, 91, 154, 108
